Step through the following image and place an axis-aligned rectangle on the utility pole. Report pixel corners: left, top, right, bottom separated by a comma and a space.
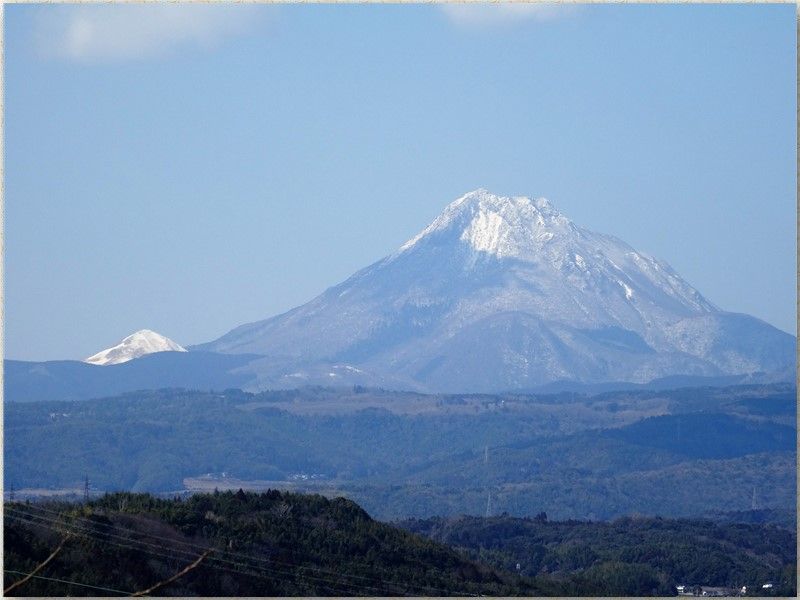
9, 484, 15, 502
84, 475, 90, 502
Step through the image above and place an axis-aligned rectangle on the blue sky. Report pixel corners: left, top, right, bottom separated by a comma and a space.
5, 3, 796, 361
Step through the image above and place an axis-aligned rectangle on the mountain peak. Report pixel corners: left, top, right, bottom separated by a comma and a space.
85, 329, 186, 366
442, 188, 562, 222
456, 188, 553, 210
198, 187, 793, 392
398, 189, 571, 259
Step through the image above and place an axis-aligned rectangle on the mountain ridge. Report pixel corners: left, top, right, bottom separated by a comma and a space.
193, 189, 794, 392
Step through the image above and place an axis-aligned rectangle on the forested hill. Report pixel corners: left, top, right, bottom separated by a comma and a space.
3, 491, 541, 597
4, 491, 797, 597
5, 384, 795, 522
401, 514, 797, 596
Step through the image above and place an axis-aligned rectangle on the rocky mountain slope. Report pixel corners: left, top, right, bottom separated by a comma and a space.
195, 190, 794, 393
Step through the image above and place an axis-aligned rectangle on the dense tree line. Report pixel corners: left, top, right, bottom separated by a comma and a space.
401, 514, 797, 596
5, 491, 795, 597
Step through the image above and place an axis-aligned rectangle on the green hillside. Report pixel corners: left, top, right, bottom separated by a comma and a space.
4, 384, 795, 521
5, 491, 795, 597
4, 491, 539, 596
401, 514, 797, 596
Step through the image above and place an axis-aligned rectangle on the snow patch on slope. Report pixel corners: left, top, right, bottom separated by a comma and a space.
398, 189, 571, 260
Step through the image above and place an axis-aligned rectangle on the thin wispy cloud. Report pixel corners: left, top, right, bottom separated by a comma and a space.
34, 4, 265, 63
440, 3, 579, 29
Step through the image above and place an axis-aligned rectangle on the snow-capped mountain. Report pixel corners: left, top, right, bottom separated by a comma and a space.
195, 189, 795, 392
85, 329, 187, 366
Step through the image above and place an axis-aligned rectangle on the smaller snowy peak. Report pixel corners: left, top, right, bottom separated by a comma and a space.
84, 329, 187, 366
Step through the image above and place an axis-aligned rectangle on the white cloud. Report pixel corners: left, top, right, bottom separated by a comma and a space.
34, 4, 265, 63
440, 3, 579, 29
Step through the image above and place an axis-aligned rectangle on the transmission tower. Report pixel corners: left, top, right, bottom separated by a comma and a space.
484, 445, 492, 517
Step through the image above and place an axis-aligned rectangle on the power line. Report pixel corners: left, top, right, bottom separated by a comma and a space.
9, 502, 480, 596
5, 512, 367, 596
5, 511, 373, 596
13, 500, 421, 573
4, 534, 71, 595
18, 502, 485, 597
5, 509, 440, 597
4, 507, 403, 595
4, 569, 131, 596
12, 500, 486, 596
